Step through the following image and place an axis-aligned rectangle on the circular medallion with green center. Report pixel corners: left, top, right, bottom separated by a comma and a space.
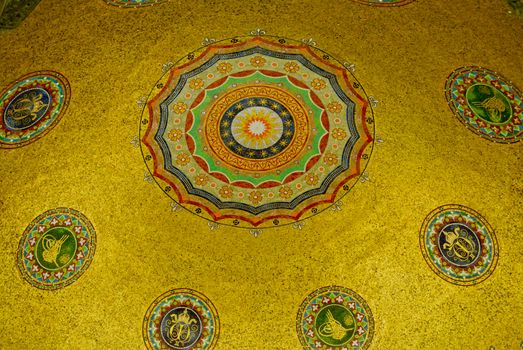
16, 208, 96, 290
466, 84, 512, 124
35, 227, 77, 271
445, 66, 523, 143
315, 304, 356, 346
297, 286, 374, 349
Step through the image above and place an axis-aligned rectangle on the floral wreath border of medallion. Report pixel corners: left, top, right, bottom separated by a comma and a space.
103, 0, 168, 8
350, 0, 416, 7
419, 204, 499, 286
138, 34, 376, 229
16, 207, 97, 290
445, 66, 523, 144
142, 288, 220, 350
296, 285, 375, 350
0, 70, 71, 149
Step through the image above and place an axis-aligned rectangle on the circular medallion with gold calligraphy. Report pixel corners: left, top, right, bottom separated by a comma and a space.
420, 205, 499, 286
140, 35, 375, 228
445, 66, 523, 143
143, 288, 219, 350
297, 286, 374, 350
0, 71, 70, 149
16, 208, 96, 290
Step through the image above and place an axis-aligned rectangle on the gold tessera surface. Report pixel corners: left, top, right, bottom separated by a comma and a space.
0, 0, 522, 349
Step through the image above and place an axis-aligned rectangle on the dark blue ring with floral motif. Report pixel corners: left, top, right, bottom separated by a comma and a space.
219, 97, 295, 159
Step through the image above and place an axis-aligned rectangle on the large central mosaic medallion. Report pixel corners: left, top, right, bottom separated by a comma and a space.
297, 286, 374, 349
143, 288, 219, 349
140, 36, 375, 228
0, 71, 70, 149
445, 66, 523, 143
420, 205, 499, 286
16, 208, 96, 290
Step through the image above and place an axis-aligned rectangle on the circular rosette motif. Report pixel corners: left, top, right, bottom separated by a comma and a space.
445, 66, 523, 143
0, 71, 70, 149
16, 208, 96, 290
420, 205, 499, 286
297, 286, 374, 350
140, 36, 374, 228
104, 0, 167, 7
143, 288, 219, 350
350, 0, 416, 6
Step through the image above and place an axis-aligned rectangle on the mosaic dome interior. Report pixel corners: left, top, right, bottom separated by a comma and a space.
0, 0, 521, 349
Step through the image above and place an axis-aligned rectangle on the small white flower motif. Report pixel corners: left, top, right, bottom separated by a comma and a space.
144, 171, 153, 184
368, 95, 379, 108
301, 38, 317, 46
130, 135, 139, 148
293, 221, 305, 230
201, 37, 216, 46
343, 62, 356, 72
170, 202, 181, 213
136, 96, 147, 109
330, 200, 343, 212
162, 62, 173, 73
208, 221, 219, 231
249, 229, 262, 238
360, 171, 370, 183
250, 28, 266, 36
375, 134, 384, 147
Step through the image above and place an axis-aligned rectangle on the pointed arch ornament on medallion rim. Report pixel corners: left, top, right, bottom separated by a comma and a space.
419, 204, 499, 286
297, 286, 375, 350
143, 288, 220, 350
445, 66, 523, 143
16, 208, 96, 290
139, 35, 375, 229
0, 71, 70, 149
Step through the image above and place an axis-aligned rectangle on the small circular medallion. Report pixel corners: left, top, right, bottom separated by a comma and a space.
420, 204, 499, 286
445, 66, 523, 143
465, 84, 512, 124
143, 289, 219, 350
16, 208, 96, 290
0, 71, 70, 149
4, 88, 51, 130
297, 286, 374, 349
